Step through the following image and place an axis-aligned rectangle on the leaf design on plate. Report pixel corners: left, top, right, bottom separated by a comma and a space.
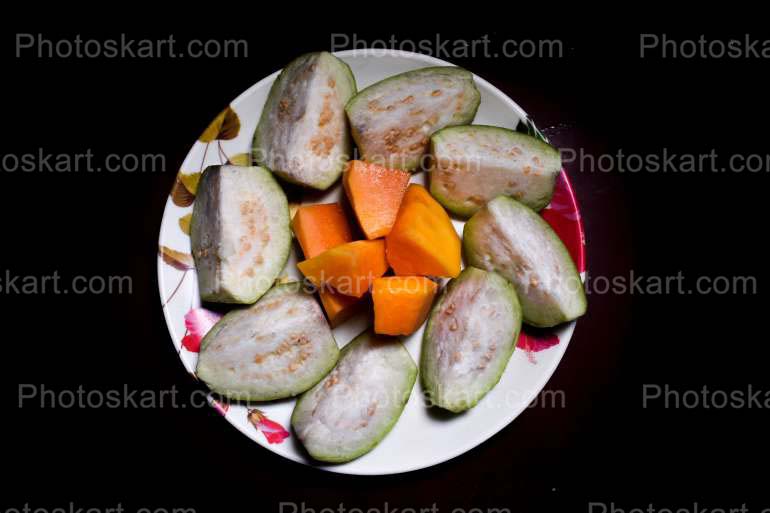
227, 152, 251, 166
248, 409, 290, 444
181, 307, 222, 353
517, 115, 549, 144
170, 177, 195, 207
178, 213, 192, 235
199, 106, 241, 142
517, 330, 560, 365
159, 245, 194, 271
178, 171, 202, 195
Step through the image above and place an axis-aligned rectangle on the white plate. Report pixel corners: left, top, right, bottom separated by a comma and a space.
158, 50, 582, 475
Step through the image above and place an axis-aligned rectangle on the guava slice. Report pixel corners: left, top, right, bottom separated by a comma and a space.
463, 196, 587, 327
345, 66, 480, 170
430, 125, 561, 216
191, 165, 290, 304
422, 267, 522, 412
196, 282, 339, 401
291, 330, 417, 463
254, 52, 357, 190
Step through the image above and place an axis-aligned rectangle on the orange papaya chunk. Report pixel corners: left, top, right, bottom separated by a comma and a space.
292, 203, 352, 259
372, 276, 438, 335
385, 184, 461, 277
292, 203, 361, 324
343, 160, 411, 240
319, 286, 364, 327
297, 240, 388, 298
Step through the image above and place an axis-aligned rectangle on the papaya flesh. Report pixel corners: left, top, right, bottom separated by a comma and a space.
297, 240, 388, 298
292, 202, 352, 259
343, 160, 411, 240
292, 202, 364, 325
386, 184, 461, 278
372, 276, 438, 336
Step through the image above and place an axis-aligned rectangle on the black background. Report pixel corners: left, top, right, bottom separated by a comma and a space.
2, 24, 768, 512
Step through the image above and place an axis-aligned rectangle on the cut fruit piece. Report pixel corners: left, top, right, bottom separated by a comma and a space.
343, 160, 411, 239
422, 267, 522, 412
292, 203, 352, 259
292, 203, 358, 322
297, 240, 388, 298
319, 287, 364, 328
463, 196, 587, 327
196, 282, 339, 401
372, 276, 438, 336
291, 330, 417, 463
254, 52, 357, 190
291, 202, 360, 324
191, 165, 291, 304
386, 184, 461, 278
430, 125, 562, 216
345, 67, 480, 170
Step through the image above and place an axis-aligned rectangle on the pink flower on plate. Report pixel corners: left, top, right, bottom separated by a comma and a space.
181, 308, 223, 353
248, 409, 290, 444
541, 170, 586, 274
518, 331, 560, 364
